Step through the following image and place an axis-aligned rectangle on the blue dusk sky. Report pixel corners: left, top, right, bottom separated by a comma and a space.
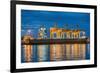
21, 9, 90, 38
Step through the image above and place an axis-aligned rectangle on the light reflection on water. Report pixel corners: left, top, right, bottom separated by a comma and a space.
21, 44, 90, 63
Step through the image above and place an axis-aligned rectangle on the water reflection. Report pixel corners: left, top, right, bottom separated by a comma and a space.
21, 43, 90, 63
